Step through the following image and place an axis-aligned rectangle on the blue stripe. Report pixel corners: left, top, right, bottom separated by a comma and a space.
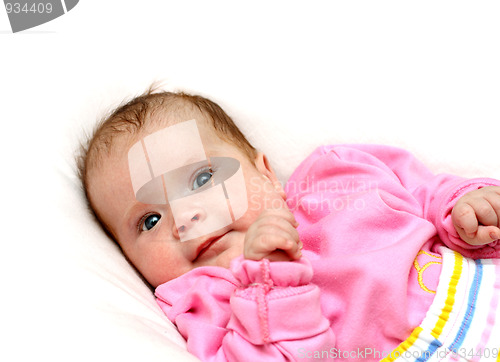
415, 338, 442, 362
447, 259, 483, 353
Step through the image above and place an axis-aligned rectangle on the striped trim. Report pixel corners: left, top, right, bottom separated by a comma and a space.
471, 260, 500, 362
380, 327, 423, 362
448, 259, 483, 352
384, 247, 500, 361
431, 251, 464, 340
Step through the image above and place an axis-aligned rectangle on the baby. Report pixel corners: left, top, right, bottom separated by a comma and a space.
78, 87, 500, 361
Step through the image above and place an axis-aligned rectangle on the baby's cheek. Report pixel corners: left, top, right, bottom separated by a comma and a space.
144, 253, 188, 287
248, 191, 287, 213
233, 209, 259, 233
248, 193, 265, 214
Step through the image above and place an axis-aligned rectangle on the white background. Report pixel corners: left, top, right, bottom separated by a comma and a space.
1, 1, 499, 361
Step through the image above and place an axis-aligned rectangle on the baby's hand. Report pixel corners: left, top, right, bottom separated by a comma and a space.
244, 208, 302, 262
452, 186, 500, 245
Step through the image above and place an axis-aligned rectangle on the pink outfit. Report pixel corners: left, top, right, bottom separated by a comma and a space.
155, 145, 500, 361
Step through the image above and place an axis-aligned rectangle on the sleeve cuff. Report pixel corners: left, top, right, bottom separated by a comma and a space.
228, 256, 330, 344
230, 256, 313, 287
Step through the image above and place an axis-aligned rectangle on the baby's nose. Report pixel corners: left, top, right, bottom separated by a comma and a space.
172, 207, 206, 241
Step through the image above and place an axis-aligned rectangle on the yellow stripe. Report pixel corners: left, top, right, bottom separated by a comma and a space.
379, 327, 423, 362
430, 251, 463, 340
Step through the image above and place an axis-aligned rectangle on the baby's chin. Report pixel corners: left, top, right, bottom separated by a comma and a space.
197, 231, 245, 268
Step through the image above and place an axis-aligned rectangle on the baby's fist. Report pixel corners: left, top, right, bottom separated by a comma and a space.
244, 208, 302, 262
452, 186, 500, 245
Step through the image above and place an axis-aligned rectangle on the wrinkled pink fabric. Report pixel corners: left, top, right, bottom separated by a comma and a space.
156, 145, 500, 361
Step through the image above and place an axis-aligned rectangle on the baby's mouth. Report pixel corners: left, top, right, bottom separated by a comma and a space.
194, 231, 230, 262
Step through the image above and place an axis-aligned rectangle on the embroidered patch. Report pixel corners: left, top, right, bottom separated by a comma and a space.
413, 250, 442, 294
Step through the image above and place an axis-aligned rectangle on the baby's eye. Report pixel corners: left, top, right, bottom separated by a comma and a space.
141, 214, 161, 231
192, 169, 213, 190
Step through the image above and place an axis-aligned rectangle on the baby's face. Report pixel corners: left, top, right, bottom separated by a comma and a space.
88, 117, 286, 288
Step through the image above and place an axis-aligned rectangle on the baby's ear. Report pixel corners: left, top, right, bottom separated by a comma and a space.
254, 152, 286, 200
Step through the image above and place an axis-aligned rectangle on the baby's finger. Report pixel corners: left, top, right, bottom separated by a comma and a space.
262, 230, 302, 260
261, 208, 299, 228
470, 198, 498, 229
246, 231, 295, 260
452, 203, 478, 238
279, 236, 303, 260
258, 213, 300, 242
468, 225, 500, 246
280, 220, 301, 244
484, 192, 500, 227
260, 225, 301, 254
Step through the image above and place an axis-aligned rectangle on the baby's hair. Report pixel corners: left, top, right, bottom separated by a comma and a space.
76, 84, 257, 239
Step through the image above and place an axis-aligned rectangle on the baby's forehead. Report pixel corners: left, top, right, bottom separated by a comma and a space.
130, 118, 208, 164
138, 112, 218, 142
89, 117, 214, 204
100, 121, 221, 178
125, 117, 225, 177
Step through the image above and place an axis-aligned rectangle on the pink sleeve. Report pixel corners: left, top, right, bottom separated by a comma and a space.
296, 144, 500, 259
156, 259, 335, 361
346, 145, 500, 259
